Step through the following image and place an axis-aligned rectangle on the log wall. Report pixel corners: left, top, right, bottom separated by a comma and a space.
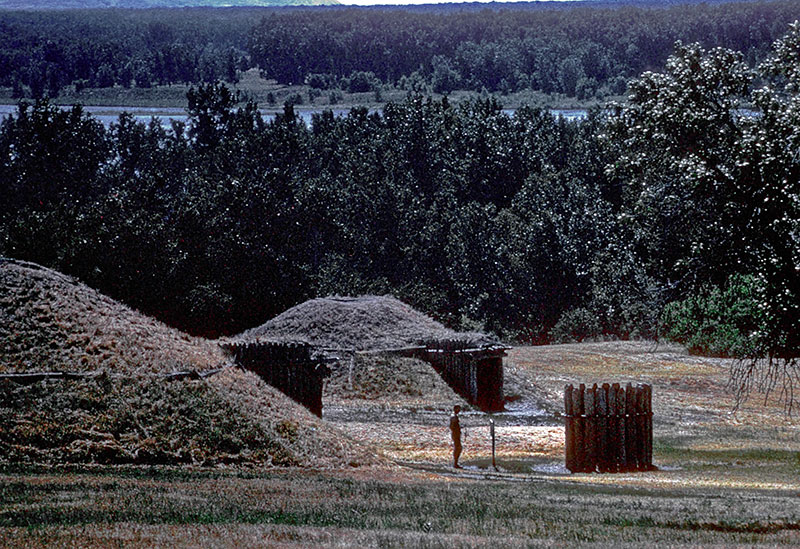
564, 382, 653, 473
222, 342, 331, 417
421, 339, 506, 412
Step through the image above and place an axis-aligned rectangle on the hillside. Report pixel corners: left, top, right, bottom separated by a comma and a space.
0, 258, 225, 374
0, 258, 379, 468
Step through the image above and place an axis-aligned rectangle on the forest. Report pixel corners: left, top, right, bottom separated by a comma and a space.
2, 1, 800, 99
0, 2, 798, 400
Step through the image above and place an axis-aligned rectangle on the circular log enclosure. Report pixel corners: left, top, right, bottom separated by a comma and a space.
564, 383, 654, 473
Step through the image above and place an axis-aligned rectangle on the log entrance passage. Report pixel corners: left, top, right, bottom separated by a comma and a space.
421, 339, 508, 412
221, 341, 332, 417
564, 382, 653, 473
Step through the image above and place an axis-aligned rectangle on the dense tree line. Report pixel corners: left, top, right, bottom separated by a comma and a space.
250, 1, 800, 97
1, 22, 798, 404
0, 89, 613, 341
3, 1, 800, 99
0, 9, 251, 97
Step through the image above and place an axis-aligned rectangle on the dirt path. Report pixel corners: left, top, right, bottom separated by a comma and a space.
325, 341, 800, 491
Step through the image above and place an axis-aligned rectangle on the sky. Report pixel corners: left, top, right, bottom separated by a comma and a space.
338, 0, 566, 5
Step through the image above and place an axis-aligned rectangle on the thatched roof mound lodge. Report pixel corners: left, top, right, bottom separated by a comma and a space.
0, 258, 224, 374
229, 295, 508, 413
235, 295, 499, 352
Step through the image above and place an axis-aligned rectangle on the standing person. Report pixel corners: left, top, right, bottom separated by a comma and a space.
450, 405, 462, 468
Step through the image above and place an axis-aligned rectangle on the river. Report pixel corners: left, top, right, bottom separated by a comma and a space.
0, 104, 588, 128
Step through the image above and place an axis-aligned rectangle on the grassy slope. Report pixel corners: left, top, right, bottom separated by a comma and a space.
0, 258, 225, 374
324, 354, 465, 405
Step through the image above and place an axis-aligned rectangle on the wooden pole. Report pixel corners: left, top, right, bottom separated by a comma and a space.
584, 384, 597, 473
490, 418, 497, 471
624, 382, 634, 472
613, 383, 625, 472
565, 384, 575, 473
644, 384, 653, 469
573, 383, 586, 472
597, 383, 609, 473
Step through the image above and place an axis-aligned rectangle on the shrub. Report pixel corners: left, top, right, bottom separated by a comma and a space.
328, 89, 343, 104
345, 71, 377, 93
305, 73, 334, 90
284, 93, 303, 107
660, 274, 764, 358
551, 307, 602, 343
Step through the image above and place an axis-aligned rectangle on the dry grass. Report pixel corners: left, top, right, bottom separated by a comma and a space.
2, 463, 800, 548
0, 259, 224, 374
211, 369, 383, 469
0, 368, 380, 468
236, 294, 496, 351
324, 354, 463, 404
0, 259, 381, 469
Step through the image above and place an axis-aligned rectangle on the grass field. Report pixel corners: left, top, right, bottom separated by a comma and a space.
1, 462, 799, 548
2, 342, 800, 547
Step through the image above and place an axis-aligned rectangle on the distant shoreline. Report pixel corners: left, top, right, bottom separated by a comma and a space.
0, 103, 590, 128
0, 77, 619, 113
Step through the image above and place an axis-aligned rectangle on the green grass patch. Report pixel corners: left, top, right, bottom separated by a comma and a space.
3, 467, 800, 546
0, 81, 612, 112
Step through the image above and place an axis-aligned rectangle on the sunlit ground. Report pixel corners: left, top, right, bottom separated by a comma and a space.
3, 342, 800, 547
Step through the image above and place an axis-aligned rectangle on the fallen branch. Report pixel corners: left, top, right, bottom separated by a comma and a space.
0, 371, 105, 384
0, 365, 231, 385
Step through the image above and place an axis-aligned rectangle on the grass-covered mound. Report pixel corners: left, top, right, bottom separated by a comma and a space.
0, 258, 380, 468
237, 295, 499, 351
239, 295, 499, 404
0, 369, 380, 467
325, 354, 463, 405
0, 258, 224, 374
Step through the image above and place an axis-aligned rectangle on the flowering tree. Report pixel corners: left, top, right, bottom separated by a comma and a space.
608, 26, 800, 410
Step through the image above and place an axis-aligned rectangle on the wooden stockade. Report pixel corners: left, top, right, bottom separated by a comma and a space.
564, 383, 653, 473
221, 341, 332, 417
421, 339, 507, 413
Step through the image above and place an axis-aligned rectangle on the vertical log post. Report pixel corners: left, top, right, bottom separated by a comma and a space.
608, 383, 620, 472
624, 382, 636, 472
614, 383, 626, 472
636, 385, 646, 470
584, 384, 597, 473
596, 383, 609, 473
572, 383, 586, 472
644, 384, 653, 469
565, 384, 575, 473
